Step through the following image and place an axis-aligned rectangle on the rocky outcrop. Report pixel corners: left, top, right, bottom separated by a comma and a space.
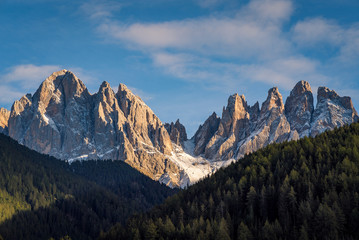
3, 71, 358, 188
192, 112, 220, 156
193, 82, 358, 161
6, 70, 183, 187
285, 81, 314, 137
0, 108, 10, 134
236, 87, 293, 159
164, 119, 187, 146
311, 86, 359, 136
204, 94, 252, 159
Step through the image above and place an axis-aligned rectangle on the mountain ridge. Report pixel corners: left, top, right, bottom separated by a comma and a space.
1, 70, 358, 188
193, 80, 358, 161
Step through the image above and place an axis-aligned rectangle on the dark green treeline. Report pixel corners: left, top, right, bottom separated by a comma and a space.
0, 134, 176, 240
101, 123, 359, 240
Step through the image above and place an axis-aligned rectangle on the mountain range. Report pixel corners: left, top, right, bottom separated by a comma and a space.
0, 70, 357, 187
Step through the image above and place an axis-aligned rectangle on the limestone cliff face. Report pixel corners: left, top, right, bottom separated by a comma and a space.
204, 94, 251, 159
3, 71, 359, 188
0, 108, 10, 134
192, 112, 220, 156
7, 70, 182, 187
193, 81, 358, 161
164, 119, 187, 146
311, 86, 359, 136
236, 87, 293, 159
285, 81, 314, 137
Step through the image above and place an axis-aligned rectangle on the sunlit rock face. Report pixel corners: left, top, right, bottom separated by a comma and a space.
0, 108, 10, 134
7, 70, 183, 187
310, 86, 359, 137
192, 81, 358, 161
5, 71, 359, 188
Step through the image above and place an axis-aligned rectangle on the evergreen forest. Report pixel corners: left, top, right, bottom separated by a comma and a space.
101, 123, 359, 240
0, 134, 176, 240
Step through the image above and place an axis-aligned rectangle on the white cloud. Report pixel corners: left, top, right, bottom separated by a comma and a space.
338, 25, 359, 62
292, 18, 359, 64
98, 0, 293, 60
152, 52, 241, 89
292, 18, 343, 46
0, 86, 24, 104
85, 0, 359, 98
0, 64, 60, 107
2, 64, 61, 89
240, 57, 328, 90
0, 64, 99, 107
239, 0, 293, 23
80, 0, 121, 20
152, 52, 326, 91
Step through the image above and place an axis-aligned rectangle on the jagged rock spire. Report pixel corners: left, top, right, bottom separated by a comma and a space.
6, 70, 179, 187
164, 119, 188, 146
311, 86, 359, 136
260, 87, 284, 115
192, 112, 220, 156
285, 80, 314, 137
0, 108, 10, 134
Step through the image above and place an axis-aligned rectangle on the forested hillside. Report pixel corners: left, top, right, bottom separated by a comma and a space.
0, 134, 176, 240
101, 123, 359, 240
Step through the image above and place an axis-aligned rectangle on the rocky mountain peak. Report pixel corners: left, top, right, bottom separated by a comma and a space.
164, 119, 188, 146
31, 69, 90, 115
311, 86, 359, 136
292, 80, 312, 95
193, 112, 220, 156
218, 93, 249, 137
285, 81, 314, 137
317, 87, 356, 111
0, 108, 10, 134
5, 71, 180, 186
99, 81, 111, 90
317, 86, 339, 101
117, 83, 141, 101
225, 93, 247, 118
97, 81, 117, 107
116, 83, 144, 118
3, 70, 359, 188
261, 87, 284, 115
10, 94, 32, 117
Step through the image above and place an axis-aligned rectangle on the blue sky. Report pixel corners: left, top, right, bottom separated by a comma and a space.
1, 0, 359, 136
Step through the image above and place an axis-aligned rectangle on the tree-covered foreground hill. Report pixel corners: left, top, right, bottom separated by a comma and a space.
0, 133, 176, 240
101, 123, 359, 240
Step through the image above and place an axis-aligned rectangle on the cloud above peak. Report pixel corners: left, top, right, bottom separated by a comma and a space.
98, 6, 292, 60
83, 0, 359, 95
240, 0, 293, 23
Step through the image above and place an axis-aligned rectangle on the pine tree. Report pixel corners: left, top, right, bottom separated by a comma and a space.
237, 222, 252, 240
215, 218, 231, 240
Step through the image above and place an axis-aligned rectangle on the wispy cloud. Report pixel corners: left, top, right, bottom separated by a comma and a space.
98, 0, 293, 60
0, 64, 60, 107
292, 17, 359, 63
80, 0, 122, 20
0, 86, 24, 105
81, 0, 359, 98
2, 64, 61, 89
292, 18, 343, 46
0, 64, 98, 108
92, 0, 313, 91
